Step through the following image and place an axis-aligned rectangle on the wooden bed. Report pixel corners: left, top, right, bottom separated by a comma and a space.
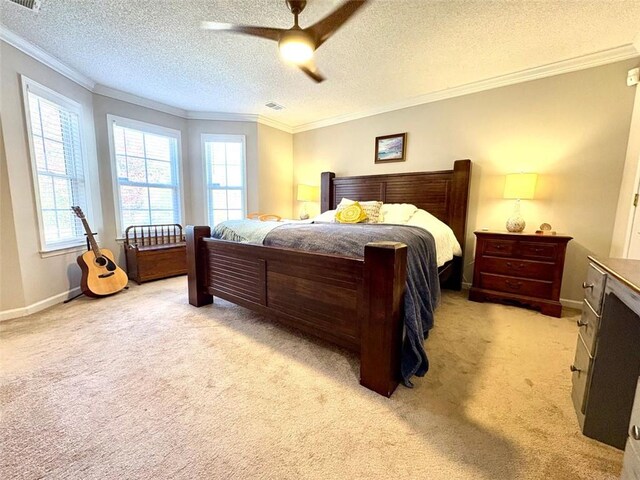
186, 159, 471, 397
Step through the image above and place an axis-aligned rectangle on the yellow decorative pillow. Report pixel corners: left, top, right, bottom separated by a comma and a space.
336, 198, 383, 223
335, 202, 368, 223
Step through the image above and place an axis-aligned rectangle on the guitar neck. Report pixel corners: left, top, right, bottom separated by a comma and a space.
80, 217, 102, 258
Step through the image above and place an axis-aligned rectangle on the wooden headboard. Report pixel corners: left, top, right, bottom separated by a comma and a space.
320, 159, 472, 250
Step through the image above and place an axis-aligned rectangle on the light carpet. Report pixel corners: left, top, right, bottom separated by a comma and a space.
0, 277, 622, 479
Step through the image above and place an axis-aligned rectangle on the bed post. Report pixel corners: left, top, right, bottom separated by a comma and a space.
320, 172, 335, 213
444, 159, 472, 290
186, 225, 213, 307
361, 242, 408, 397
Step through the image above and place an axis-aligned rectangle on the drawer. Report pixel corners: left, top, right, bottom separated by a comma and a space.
571, 335, 593, 415
481, 256, 555, 281
582, 263, 607, 314
482, 239, 516, 257
577, 300, 601, 355
479, 273, 552, 298
621, 438, 640, 480
519, 241, 557, 261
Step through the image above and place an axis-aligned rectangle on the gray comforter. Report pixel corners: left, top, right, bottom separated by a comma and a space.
212, 221, 440, 386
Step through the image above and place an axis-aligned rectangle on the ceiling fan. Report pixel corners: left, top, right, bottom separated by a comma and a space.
201, 0, 369, 83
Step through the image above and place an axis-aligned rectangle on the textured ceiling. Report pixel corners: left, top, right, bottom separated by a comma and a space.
1, 0, 640, 127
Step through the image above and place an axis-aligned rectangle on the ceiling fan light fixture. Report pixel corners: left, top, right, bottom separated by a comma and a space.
278, 30, 315, 64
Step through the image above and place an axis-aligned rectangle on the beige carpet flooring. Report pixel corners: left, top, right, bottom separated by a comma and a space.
0, 277, 622, 479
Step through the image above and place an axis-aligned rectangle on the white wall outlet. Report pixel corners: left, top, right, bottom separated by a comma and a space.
627, 68, 639, 87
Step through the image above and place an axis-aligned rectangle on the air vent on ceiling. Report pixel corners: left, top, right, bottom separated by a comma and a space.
7, 0, 41, 11
265, 102, 285, 111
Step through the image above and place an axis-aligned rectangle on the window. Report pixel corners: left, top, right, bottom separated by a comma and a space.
22, 77, 90, 251
108, 115, 182, 236
202, 134, 246, 225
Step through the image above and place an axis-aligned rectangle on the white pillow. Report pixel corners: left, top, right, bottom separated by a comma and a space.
313, 209, 337, 222
406, 209, 463, 266
380, 203, 418, 224
336, 198, 383, 223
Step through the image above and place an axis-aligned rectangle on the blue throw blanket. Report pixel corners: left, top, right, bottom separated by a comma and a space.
212, 220, 283, 244
264, 223, 440, 385
211, 221, 440, 386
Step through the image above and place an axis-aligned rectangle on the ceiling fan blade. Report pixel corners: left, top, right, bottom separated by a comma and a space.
298, 61, 325, 83
306, 0, 368, 48
201, 22, 284, 42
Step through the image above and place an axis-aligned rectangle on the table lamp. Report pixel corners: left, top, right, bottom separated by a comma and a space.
503, 173, 537, 232
297, 184, 319, 220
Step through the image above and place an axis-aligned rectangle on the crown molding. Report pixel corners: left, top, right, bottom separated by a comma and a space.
184, 112, 293, 133
94, 85, 295, 131
292, 44, 640, 133
93, 84, 189, 118
3, 26, 637, 136
1, 28, 295, 133
256, 116, 294, 134
186, 111, 257, 122
0, 25, 96, 90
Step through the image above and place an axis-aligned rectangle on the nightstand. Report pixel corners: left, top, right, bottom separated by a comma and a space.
468, 231, 572, 317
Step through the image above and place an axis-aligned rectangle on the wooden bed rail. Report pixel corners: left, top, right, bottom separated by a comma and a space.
185, 225, 407, 397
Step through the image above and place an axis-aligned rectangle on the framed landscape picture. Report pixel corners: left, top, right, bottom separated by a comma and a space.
375, 133, 406, 163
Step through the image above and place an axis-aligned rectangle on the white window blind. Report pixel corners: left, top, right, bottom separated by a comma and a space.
109, 116, 182, 236
23, 79, 89, 251
202, 134, 246, 226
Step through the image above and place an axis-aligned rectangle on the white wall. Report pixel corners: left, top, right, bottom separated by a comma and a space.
1, 42, 100, 308
293, 60, 638, 303
0, 41, 293, 318
610, 81, 640, 257
0, 116, 26, 312
257, 123, 293, 219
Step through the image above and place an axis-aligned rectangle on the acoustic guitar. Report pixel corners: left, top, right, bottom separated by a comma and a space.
71, 206, 128, 297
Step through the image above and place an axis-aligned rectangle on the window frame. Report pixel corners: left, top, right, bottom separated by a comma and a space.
201, 133, 248, 226
21, 75, 94, 253
106, 114, 185, 238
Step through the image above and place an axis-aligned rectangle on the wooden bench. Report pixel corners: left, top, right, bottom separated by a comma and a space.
124, 224, 187, 284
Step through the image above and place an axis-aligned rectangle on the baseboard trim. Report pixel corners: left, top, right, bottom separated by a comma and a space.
460, 282, 582, 310
0, 287, 81, 322
560, 298, 583, 310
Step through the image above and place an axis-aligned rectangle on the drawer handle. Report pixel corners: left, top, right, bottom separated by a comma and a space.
494, 244, 504, 249
506, 262, 525, 270
533, 248, 544, 253
569, 365, 581, 373
505, 280, 522, 290
582, 282, 594, 291
576, 319, 588, 327
632, 425, 640, 441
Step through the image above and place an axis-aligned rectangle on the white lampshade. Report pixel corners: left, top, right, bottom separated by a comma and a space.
504, 173, 538, 200
297, 184, 319, 202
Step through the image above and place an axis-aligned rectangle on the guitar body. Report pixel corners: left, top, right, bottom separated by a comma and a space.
77, 248, 129, 297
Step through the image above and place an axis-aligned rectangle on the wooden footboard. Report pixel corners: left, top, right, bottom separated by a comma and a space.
186, 225, 407, 397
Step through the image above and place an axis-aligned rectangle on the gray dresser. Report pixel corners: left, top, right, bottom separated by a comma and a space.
570, 257, 640, 479
622, 380, 640, 480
